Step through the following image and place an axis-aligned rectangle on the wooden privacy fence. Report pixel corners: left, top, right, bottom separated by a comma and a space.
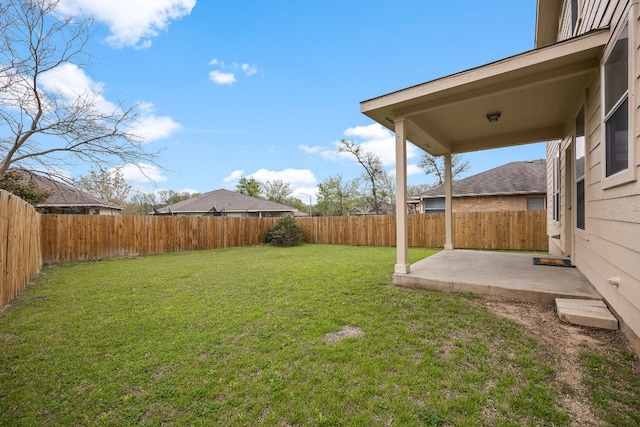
2, 206, 548, 308
40, 215, 280, 263
39, 210, 547, 263
297, 210, 548, 251
0, 190, 41, 308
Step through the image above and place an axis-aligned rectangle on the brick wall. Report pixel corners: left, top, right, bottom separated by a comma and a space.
453, 195, 529, 212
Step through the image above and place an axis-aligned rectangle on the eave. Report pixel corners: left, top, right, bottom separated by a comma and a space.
360, 29, 609, 156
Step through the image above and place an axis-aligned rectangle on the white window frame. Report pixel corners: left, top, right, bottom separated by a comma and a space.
527, 197, 546, 211
552, 150, 560, 222
602, 15, 637, 189
571, 0, 581, 35
424, 198, 445, 214
575, 105, 586, 232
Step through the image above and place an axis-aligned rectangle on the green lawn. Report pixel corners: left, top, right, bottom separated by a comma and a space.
1, 245, 639, 426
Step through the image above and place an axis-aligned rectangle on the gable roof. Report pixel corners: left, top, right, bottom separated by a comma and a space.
8, 170, 122, 210
416, 159, 546, 199
157, 188, 299, 214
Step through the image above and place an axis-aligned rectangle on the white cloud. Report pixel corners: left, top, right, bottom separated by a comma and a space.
39, 63, 117, 114
248, 168, 317, 186
179, 188, 199, 194
241, 63, 258, 76
223, 168, 318, 203
119, 163, 168, 183
39, 66, 180, 143
299, 144, 323, 154
344, 124, 393, 140
209, 70, 236, 85
301, 123, 419, 168
208, 59, 260, 85
57, 0, 196, 49
134, 102, 181, 142
223, 170, 244, 183
407, 164, 423, 176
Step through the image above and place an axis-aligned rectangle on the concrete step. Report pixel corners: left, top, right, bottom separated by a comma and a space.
555, 298, 618, 330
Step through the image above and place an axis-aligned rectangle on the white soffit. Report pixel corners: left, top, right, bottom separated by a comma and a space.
361, 29, 610, 156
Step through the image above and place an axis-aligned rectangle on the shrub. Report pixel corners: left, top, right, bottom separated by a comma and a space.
265, 216, 304, 247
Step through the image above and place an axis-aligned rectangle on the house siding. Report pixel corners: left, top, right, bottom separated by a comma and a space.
549, 0, 640, 352
558, 0, 630, 42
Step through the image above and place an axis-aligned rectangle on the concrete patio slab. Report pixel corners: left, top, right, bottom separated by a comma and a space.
394, 249, 602, 304
556, 298, 619, 330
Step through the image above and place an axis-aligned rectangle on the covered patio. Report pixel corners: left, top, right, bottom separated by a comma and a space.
394, 250, 601, 305
360, 29, 610, 285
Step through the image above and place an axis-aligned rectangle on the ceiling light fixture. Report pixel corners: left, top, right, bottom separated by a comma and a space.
486, 111, 501, 123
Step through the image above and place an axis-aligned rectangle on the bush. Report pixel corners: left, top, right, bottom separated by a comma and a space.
265, 216, 304, 247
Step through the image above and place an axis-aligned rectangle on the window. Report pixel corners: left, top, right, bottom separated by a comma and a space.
604, 22, 629, 178
552, 151, 560, 222
571, 0, 579, 34
575, 106, 586, 230
424, 198, 445, 214
527, 197, 546, 211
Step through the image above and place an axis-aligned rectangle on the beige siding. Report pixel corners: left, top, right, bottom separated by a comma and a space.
557, 0, 630, 43
549, 0, 640, 353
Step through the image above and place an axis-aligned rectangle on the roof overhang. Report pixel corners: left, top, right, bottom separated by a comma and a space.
38, 203, 122, 210
361, 29, 610, 156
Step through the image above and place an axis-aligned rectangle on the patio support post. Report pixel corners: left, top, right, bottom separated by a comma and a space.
394, 118, 410, 274
444, 153, 454, 250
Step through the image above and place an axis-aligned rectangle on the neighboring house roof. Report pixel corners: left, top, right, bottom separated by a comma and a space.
157, 188, 299, 215
416, 159, 546, 199
8, 169, 122, 210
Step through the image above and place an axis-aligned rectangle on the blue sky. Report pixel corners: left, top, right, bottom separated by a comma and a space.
51, 0, 541, 202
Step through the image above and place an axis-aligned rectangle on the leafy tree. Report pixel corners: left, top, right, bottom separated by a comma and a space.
282, 197, 308, 214
265, 216, 304, 247
75, 169, 131, 206
157, 189, 199, 206
0, 0, 157, 180
338, 140, 393, 214
0, 171, 50, 206
418, 153, 470, 186
263, 179, 293, 204
235, 177, 262, 198
316, 174, 359, 216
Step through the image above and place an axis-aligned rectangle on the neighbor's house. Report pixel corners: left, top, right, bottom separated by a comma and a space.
155, 188, 300, 218
9, 170, 122, 215
412, 160, 547, 214
361, 0, 640, 353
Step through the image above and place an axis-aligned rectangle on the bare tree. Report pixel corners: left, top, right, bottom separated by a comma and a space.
338, 139, 392, 214
0, 0, 157, 180
75, 168, 131, 206
263, 179, 292, 204
407, 183, 432, 198
417, 153, 470, 186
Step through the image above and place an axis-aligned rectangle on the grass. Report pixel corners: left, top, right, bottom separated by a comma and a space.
0, 244, 638, 426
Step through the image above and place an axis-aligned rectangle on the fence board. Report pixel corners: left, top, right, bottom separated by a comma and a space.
3, 207, 548, 309
19, 210, 550, 266
1, 190, 42, 308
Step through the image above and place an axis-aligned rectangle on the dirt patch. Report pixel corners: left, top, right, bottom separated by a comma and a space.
475, 297, 633, 426
322, 325, 364, 344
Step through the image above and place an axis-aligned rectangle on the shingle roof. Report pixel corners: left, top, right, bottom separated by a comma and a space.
157, 188, 298, 214
8, 170, 122, 209
417, 159, 546, 199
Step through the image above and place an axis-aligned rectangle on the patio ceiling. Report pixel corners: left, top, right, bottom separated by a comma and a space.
361, 29, 610, 156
